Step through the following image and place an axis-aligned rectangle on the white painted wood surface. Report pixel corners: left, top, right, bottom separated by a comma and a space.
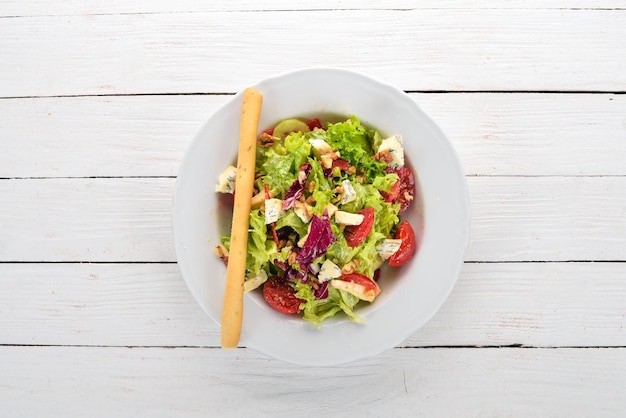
1, 346, 625, 417
2, 8, 626, 96
1, 1, 625, 416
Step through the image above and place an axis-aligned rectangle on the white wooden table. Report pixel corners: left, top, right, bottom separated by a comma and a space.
2, 1, 626, 416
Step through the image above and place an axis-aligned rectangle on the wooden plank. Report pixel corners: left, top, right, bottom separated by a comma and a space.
0, 95, 225, 178
1, 93, 624, 178
410, 262, 626, 347
0, 346, 624, 416
0, 176, 625, 262
1, 9, 625, 96
1, 262, 624, 348
0, 178, 177, 262
465, 176, 626, 262
418, 93, 626, 177
3, 1, 625, 17
0, 263, 213, 347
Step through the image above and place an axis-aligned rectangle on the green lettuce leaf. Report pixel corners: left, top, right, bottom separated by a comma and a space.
325, 226, 360, 266
307, 158, 334, 215
353, 231, 386, 277
246, 210, 277, 275
275, 210, 309, 238
294, 280, 364, 327
324, 116, 387, 181
284, 132, 312, 170
372, 172, 399, 193
260, 147, 296, 195
256, 132, 313, 195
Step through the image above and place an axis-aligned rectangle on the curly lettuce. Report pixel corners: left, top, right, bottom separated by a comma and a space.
294, 280, 364, 328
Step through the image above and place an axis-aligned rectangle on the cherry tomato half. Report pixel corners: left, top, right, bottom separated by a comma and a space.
381, 167, 415, 213
263, 277, 303, 314
337, 272, 381, 302
388, 221, 416, 267
341, 272, 378, 291
344, 207, 375, 247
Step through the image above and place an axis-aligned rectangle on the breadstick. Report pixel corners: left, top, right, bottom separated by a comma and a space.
221, 87, 263, 349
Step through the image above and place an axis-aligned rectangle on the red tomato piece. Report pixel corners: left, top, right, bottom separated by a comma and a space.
263, 277, 303, 314
262, 127, 274, 136
382, 180, 400, 202
338, 272, 381, 301
344, 207, 375, 247
306, 118, 324, 131
341, 272, 377, 290
381, 167, 415, 213
388, 221, 416, 267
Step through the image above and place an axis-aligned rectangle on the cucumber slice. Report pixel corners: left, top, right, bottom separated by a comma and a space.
272, 118, 310, 139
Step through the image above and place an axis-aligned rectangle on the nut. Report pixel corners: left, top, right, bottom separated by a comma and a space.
257, 132, 279, 147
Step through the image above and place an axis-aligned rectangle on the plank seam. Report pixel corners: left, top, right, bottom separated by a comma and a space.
0, 343, 624, 349
1, 90, 625, 100
1, 8, 625, 20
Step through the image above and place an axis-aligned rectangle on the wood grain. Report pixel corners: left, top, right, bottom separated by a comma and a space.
465, 176, 626, 262
3, 0, 626, 17
0, 346, 624, 417
0, 178, 176, 262
1, 9, 625, 96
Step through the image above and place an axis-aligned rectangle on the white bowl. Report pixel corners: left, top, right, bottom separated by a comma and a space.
173, 68, 469, 365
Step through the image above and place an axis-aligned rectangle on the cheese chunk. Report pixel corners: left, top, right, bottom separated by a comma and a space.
324, 203, 338, 218
243, 270, 268, 293
378, 135, 404, 168
318, 260, 342, 283
294, 200, 313, 224
339, 180, 357, 204
309, 138, 333, 156
329, 279, 380, 302
334, 210, 364, 226
264, 198, 284, 224
215, 165, 237, 193
376, 239, 403, 260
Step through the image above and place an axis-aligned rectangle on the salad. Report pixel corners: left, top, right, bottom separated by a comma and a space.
214, 116, 419, 326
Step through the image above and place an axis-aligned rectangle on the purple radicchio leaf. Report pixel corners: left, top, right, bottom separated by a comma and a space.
314, 281, 329, 300
296, 210, 336, 266
282, 163, 312, 210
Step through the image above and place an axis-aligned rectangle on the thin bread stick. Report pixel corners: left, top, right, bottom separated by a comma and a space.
221, 87, 263, 349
